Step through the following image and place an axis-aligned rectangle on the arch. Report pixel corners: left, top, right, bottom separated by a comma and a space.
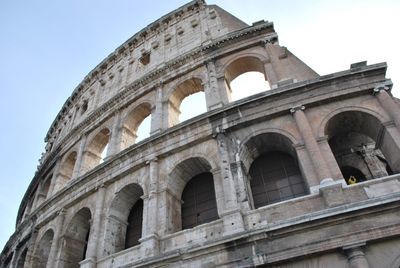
82, 128, 111, 173
318, 106, 387, 138
242, 132, 308, 208
240, 131, 298, 173
121, 102, 152, 149
60, 207, 92, 267
167, 78, 206, 127
181, 172, 219, 230
223, 55, 270, 101
32, 229, 54, 268
324, 110, 398, 184
55, 151, 77, 191
16, 248, 27, 268
103, 183, 144, 256
3, 252, 13, 268
167, 157, 218, 231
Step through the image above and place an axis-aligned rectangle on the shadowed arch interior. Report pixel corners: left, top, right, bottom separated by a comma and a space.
103, 184, 144, 256
243, 133, 308, 208
167, 157, 218, 231
32, 229, 54, 268
61, 208, 91, 268
55, 151, 77, 192
325, 111, 397, 184
16, 248, 27, 268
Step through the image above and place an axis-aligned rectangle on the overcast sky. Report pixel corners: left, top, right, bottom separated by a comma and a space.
1, 0, 399, 250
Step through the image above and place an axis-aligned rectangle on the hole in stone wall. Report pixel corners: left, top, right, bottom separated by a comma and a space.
230, 71, 270, 101
136, 114, 151, 143
179, 91, 207, 122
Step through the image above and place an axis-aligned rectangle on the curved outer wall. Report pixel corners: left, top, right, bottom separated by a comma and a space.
2, 1, 400, 267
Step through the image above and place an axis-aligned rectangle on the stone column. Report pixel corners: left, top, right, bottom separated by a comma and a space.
80, 185, 106, 268
291, 106, 332, 183
72, 134, 88, 179
48, 209, 66, 268
25, 225, 39, 268
214, 130, 245, 235
343, 244, 370, 268
107, 111, 122, 157
262, 41, 279, 86
150, 83, 164, 135
204, 60, 229, 109
373, 84, 400, 131
139, 158, 160, 257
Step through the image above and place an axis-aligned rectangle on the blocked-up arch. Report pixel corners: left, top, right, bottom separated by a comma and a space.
121, 102, 152, 150
55, 151, 77, 192
242, 132, 308, 208
167, 78, 206, 126
103, 184, 144, 256
81, 128, 110, 173
60, 208, 92, 267
32, 229, 54, 268
223, 56, 270, 101
167, 157, 219, 231
325, 111, 398, 184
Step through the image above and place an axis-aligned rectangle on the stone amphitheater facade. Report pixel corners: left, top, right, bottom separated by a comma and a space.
2, 1, 400, 267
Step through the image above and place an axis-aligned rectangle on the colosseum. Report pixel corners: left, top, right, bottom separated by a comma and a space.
2, 1, 400, 267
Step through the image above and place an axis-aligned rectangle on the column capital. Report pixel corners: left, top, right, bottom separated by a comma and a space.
290, 105, 305, 114
373, 81, 393, 94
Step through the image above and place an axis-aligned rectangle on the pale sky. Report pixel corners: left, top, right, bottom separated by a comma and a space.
1, 0, 399, 250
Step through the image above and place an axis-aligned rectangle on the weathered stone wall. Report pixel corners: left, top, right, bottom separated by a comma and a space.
2, 1, 400, 268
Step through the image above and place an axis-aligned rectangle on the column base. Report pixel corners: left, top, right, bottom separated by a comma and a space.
139, 234, 160, 258
221, 209, 245, 236
314, 178, 347, 207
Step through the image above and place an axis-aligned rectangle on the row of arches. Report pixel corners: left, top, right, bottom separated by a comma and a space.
48, 56, 271, 195
25, 109, 400, 267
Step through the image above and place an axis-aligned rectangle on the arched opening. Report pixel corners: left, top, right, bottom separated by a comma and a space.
168, 78, 207, 127
125, 199, 143, 248
35, 174, 53, 207
181, 172, 218, 230
341, 166, 367, 185
32, 229, 54, 268
103, 184, 144, 256
250, 151, 307, 208
82, 128, 110, 173
242, 133, 308, 209
16, 248, 27, 268
41, 176, 52, 199
167, 157, 219, 232
121, 103, 152, 150
56, 151, 77, 191
325, 111, 396, 185
3, 253, 13, 268
61, 208, 91, 267
224, 56, 270, 102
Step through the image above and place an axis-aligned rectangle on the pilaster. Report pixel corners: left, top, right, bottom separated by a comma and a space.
82, 185, 106, 267
290, 105, 332, 184
72, 134, 88, 179
373, 83, 400, 131
48, 209, 66, 268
